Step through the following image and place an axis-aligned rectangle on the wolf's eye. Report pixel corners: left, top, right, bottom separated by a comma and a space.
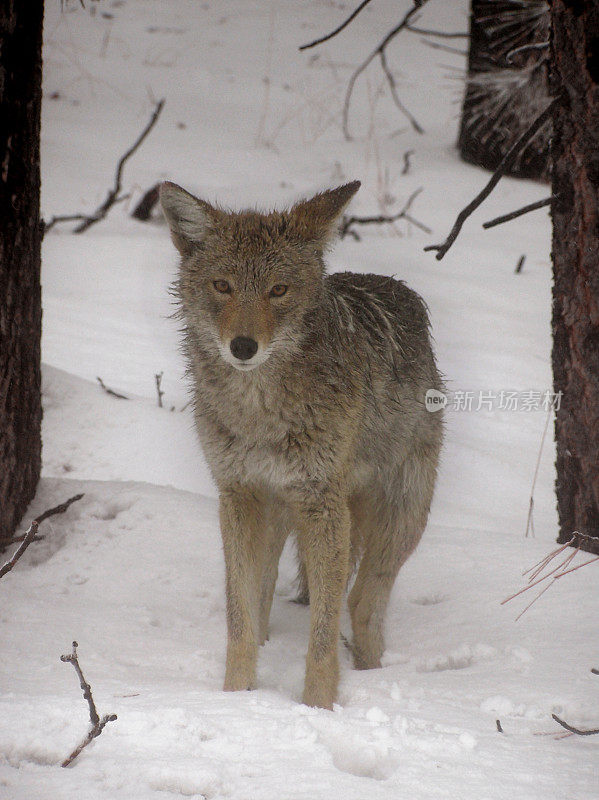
213, 279, 231, 294
270, 284, 288, 297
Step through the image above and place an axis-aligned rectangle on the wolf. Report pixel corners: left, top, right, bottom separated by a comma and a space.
160, 180, 443, 709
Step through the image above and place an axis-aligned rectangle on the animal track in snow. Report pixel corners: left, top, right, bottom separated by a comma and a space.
417, 643, 496, 673
410, 593, 447, 606
88, 494, 138, 521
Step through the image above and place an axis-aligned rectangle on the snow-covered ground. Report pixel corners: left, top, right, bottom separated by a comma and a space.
2, 1, 597, 798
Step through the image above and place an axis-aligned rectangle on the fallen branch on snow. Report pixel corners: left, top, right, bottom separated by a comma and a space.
97, 377, 129, 400
0, 494, 85, 576
61, 641, 117, 767
552, 714, 599, 737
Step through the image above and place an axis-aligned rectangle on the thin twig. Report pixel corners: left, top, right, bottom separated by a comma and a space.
425, 98, 557, 260
342, 1, 431, 140
401, 149, 414, 176
421, 39, 467, 56
502, 532, 599, 618
340, 188, 430, 240
524, 407, 552, 538
97, 377, 129, 400
515, 255, 526, 274
299, 0, 374, 51
552, 714, 599, 737
61, 642, 117, 767
155, 372, 164, 408
0, 522, 39, 580
483, 197, 552, 230
379, 49, 424, 134
43, 214, 89, 235
405, 23, 468, 39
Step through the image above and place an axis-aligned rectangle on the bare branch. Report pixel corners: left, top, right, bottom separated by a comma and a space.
342, 1, 431, 140
379, 50, 424, 134
515, 255, 526, 274
36, 493, 85, 524
43, 99, 165, 236
61, 642, 117, 767
155, 372, 164, 408
340, 188, 430, 240
421, 39, 467, 56
424, 98, 557, 260
0, 522, 39, 580
483, 197, 552, 230
405, 23, 468, 39
97, 377, 129, 400
74, 99, 164, 233
401, 149, 414, 175
42, 214, 89, 235
552, 714, 599, 737
299, 0, 374, 51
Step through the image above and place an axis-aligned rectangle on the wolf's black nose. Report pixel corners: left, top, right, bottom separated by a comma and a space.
230, 336, 258, 361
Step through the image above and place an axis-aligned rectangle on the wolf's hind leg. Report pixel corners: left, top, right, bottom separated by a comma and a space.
348, 446, 438, 670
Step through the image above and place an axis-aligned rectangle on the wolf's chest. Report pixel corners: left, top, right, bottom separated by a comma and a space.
195, 377, 333, 489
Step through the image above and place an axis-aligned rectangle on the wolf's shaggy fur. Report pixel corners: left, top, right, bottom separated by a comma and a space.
160, 181, 443, 709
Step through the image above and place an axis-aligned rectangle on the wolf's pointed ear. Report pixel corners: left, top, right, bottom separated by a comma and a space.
159, 182, 220, 256
288, 180, 361, 248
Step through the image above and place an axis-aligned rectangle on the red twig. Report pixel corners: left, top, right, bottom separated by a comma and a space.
502, 532, 599, 618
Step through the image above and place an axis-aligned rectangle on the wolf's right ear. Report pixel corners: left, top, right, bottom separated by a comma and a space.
159, 182, 220, 256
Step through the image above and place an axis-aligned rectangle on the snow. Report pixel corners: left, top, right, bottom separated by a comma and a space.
1, 1, 597, 798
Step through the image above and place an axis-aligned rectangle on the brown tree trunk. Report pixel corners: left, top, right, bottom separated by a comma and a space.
459, 0, 551, 181
550, 0, 599, 555
0, 1, 44, 550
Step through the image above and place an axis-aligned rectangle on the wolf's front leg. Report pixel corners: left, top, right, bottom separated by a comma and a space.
296, 489, 351, 710
219, 487, 265, 692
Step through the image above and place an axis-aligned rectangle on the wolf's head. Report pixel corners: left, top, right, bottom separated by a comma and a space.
160, 181, 360, 372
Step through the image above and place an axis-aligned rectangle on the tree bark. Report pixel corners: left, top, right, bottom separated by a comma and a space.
0, 1, 44, 549
459, 0, 551, 181
550, 0, 599, 555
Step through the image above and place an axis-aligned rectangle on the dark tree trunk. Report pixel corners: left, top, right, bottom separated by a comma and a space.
0, 1, 44, 550
550, 0, 599, 556
459, 0, 551, 181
